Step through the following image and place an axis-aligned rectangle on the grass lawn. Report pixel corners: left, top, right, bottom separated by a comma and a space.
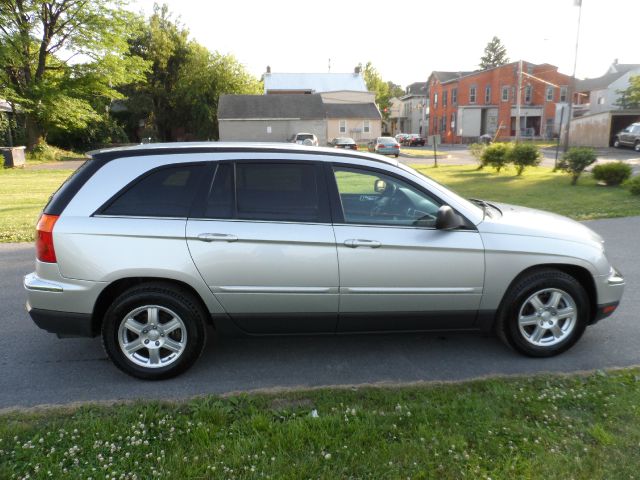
1, 368, 639, 479
1, 164, 639, 243
0, 168, 75, 242
415, 164, 640, 220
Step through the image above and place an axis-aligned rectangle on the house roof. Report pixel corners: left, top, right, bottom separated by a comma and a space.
405, 82, 428, 95
608, 63, 640, 74
576, 72, 628, 92
218, 94, 326, 120
263, 72, 367, 93
431, 71, 474, 84
324, 103, 381, 119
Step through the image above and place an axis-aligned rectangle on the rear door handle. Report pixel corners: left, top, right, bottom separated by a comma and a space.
197, 233, 238, 242
344, 239, 381, 248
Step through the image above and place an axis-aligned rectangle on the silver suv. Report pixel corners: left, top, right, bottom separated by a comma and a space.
612, 122, 640, 151
24, 143, 625, 379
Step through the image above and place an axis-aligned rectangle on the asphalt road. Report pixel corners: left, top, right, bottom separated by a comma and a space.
1, 217, 638, 409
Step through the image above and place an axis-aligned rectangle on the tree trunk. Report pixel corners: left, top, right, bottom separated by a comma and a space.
25, 116, 45, 151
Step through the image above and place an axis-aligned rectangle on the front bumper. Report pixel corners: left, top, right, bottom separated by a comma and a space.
591, 267, 625, 324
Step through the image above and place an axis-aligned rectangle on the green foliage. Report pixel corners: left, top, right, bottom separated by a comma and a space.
26, 143, 79, 163
119, 4, 261, 141
559, 147, 597, 185
480, 142, 512, 172
0, 0, 149, 149
615, 75, 640, 109
479, 36, 509, 70
508, 143, 542, 175
592, 162, 632, 186
626, 175, 640, 195
468, 143, 487, 169
359, 62, 403, 121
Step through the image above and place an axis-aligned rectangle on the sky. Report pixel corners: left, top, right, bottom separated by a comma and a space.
129, 0, 637, 88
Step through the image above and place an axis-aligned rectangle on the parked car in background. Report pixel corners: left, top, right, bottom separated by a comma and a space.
612, 123, 640, 151
329, 137, 358, 150
368, 136, 400, 157
24, 142, 624, 379
403, 134, 426, 147
395, 133, 410, 145
289, 133, 319, 146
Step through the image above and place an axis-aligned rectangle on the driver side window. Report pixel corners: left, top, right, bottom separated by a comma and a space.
332, 167, 441, 227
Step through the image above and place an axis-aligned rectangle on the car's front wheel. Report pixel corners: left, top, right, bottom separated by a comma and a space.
635, 141, 640, 152
613, 137, 620, 148
102, 282, 207, 379
496, 269, 589, 357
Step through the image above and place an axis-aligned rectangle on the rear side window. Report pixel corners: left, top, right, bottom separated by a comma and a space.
235, 163, 322, 222
204, 164, 234, 219
101, 164, 205, 217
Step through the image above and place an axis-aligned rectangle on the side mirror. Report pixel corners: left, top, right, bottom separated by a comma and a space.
435, 205, 464, 230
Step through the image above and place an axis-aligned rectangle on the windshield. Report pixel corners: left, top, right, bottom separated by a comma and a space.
395, 162, 483, 215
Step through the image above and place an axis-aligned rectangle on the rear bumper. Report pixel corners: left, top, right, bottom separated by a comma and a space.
26, 302, 95, 337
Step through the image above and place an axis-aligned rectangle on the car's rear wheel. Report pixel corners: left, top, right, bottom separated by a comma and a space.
102, 283, 207, 379
496, 269, 589, 357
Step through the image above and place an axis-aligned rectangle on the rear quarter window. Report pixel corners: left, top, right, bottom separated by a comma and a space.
99, 164, 206, 217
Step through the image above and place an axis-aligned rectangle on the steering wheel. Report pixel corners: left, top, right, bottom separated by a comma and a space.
370, 182, 398, 217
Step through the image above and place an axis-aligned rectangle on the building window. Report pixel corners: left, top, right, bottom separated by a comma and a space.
560, 86, 568, 102
433, 116, 438, 133
452, 88, 457, 105
451, 112, 456, 131
363, 120, 370, 133
546, 86, 554, 102
524, 85, 532, 104
339, 120, 347, 134
502, 86, 509, 102
485, 86, 491, 104
441, 116, 447, 133
433, 93, 438, 108
443, 90, 448, 106
469, 86, 477, 104
597, 96, 605, 105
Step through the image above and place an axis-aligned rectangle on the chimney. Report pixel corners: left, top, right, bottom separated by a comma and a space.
266, 65, 271, 74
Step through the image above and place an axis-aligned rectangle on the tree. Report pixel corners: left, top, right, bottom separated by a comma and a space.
119, 4, 261, 141
359, 62, 401, 120
0, 0, 148, 150
614, 75, 640, 109
479, 36, 509, 70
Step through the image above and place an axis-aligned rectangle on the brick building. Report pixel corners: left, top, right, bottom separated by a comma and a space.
428, 62, 573, 143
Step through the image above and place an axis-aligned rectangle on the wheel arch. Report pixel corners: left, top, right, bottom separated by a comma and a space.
497, 263, 597, 325
92, 277, 214, 335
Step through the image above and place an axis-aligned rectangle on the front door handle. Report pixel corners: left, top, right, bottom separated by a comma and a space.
197, 233, 238, 242
344, 239, 381, 248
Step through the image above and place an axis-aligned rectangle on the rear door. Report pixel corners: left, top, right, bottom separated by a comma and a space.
186, 160, 339, 334
328, 164, 485, 332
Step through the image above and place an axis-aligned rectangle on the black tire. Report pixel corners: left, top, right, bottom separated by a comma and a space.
495, 269, 590, 357
395, 154, 399, 158
613, 137, 620, 148
635, 141, 640, 153
102, 282, 207, 379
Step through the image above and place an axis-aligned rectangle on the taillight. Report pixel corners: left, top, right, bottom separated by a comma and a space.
377, 144, 385, 149
36, 214, 59, 263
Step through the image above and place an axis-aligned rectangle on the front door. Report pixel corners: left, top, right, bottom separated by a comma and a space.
329, 165, 485, 332
187, 161, 339, 333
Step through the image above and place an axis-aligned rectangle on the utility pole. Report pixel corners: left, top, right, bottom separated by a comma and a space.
563, 0, 583, 152
515, 59, 523, 143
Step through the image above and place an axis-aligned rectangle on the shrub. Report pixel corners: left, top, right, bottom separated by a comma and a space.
27, 142, 78, 163
558, 147, 597, 185
469, 143, 487, 169
592, 162, 632, 186
508, 143, 542, 175
480, 142, 512, 172
627, 175, 640, 195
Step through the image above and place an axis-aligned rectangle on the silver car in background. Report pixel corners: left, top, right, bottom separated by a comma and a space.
24, 143, 624, 379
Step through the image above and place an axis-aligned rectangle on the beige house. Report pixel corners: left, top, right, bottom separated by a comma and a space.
325, 103, 382, 143
320, 91, 376, 104
218, 94, 381, 145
